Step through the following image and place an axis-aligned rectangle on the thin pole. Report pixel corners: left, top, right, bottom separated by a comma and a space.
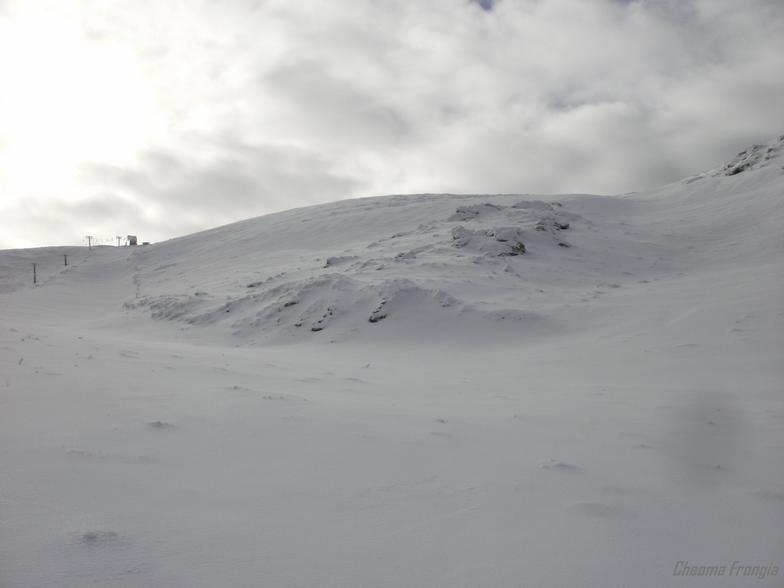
32, 263, 37, 284
64, 254, 68, 267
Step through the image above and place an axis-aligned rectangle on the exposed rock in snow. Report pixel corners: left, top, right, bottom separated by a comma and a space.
684, 134, 784, 182
719, 136, 784, 176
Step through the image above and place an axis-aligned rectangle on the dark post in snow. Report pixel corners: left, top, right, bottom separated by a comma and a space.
63, 254, 68, 267
32, 263, 37, 284
86, 235, 93, 250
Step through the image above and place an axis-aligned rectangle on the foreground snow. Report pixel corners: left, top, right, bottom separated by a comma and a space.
1, 137, 783, 587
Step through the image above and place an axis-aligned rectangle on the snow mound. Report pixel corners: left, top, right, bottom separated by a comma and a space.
685, 134, 784, 182
122, 198, 580, 342
717, 135, 784, 176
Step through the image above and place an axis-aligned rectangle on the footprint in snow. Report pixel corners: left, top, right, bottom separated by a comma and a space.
80, 530, 120, 545
540, 459, 583, 472
295, 377, 322, 384
146, 420, 174, 429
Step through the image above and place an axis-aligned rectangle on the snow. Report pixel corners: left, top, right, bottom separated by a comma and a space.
1, 136, 783, 587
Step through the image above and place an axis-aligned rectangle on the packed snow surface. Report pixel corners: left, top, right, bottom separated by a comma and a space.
1, 136, 783, 587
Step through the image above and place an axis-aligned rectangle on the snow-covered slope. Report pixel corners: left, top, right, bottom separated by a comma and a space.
112, 136, 784, 345
0, 246, 96, 294
1, 136, 782, 588
123, 195, 581, 342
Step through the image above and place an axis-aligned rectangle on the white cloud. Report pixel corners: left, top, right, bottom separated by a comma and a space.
1, 0, 783, 247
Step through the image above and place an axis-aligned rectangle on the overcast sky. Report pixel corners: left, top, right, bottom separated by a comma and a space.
1, 0, 783, 248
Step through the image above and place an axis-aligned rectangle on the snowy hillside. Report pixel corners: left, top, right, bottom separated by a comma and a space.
104, 135, 784, 344
123, 195, 580, 342
1, 136, 783, 587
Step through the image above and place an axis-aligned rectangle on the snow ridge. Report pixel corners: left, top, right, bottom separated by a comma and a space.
124, 199, 579, 342
685, 134, 784, 183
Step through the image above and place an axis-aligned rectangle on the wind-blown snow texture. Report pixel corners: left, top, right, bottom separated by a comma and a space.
1, 136, 783, 587
123, 196, 577, 341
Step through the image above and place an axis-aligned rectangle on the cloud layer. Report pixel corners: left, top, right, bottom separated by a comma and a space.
1, 0, 783, 247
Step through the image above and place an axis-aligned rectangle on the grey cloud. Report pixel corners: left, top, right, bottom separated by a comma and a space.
262, 59, 412, 148
471, 0, 497, 11
1, 0, 784, 247
0, 195, 150, 248
77, 138, 365, 243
